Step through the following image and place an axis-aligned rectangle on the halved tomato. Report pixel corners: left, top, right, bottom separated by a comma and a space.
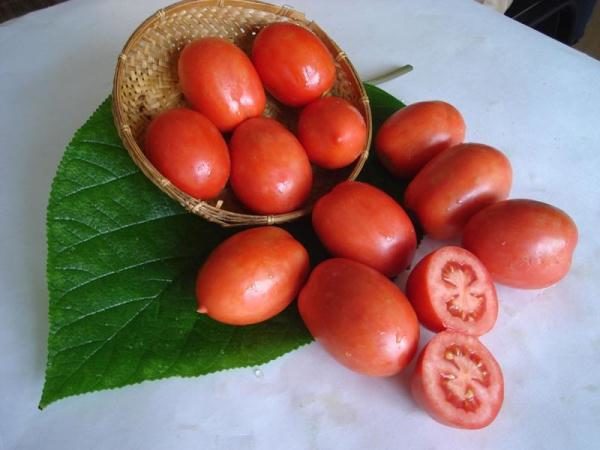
411, 331, 504, 429
406, 246, 498, 336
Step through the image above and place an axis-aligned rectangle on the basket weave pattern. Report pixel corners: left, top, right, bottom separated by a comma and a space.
113, 0, 371, 226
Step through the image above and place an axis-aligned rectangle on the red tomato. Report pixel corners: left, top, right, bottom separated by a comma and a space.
462, 199, 578, 289
230, 117, 313, 214
411, 331, 504, 429
312, 181, 416, 277
196, 227, 309, 325
298, 258, 419, 376
404, 143, 512, 240
144, 108, 229, 199
297, 96, 367, 169
375, 101, 465, 178
406, 246, 498, 336
178, 37, 266, 132
252, 23, 336, 107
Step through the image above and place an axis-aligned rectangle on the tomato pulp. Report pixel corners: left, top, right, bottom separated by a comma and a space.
406, 246, 498, 336
411, 331, 504, 429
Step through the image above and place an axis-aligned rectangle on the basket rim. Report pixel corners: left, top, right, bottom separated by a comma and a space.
112, 0, 372, 227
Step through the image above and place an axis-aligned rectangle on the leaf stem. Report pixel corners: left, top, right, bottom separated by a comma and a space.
365, 65, 414, 85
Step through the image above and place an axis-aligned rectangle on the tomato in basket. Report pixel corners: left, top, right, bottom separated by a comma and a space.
252, 22, 336, 107
144, 108, 230, 199
297, 96, 367, 169
178, 37, 266, 132
229, 117, 313, 215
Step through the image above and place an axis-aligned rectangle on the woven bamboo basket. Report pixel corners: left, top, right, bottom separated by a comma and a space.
113, 0, 372, 227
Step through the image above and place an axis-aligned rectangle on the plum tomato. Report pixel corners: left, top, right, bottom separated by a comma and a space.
406, 246, 498, 336
375, 101, 466, 179
298, 258, 419, 376
297, 96, 367, 169
411, 331, 504, 429
252, 22, 336, 107
462, 199, 578, 289
144, 108, 230, 199
404, 143, 512, 240
312, 181, 416, 277
196, 227, 309, 325
229, 117, 313, 214
178, 37, 266, 132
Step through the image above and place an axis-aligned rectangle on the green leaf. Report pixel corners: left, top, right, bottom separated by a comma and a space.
41, 86, 408, 408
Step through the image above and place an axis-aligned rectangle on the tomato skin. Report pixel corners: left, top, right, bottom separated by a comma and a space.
297, 96, 367, 169
252, 23, 336, 107
230, 117, 313, 214
404, 143, 512, 240
196, 227, 309, 325
312, 181, 416, 277
298, 258, 419, 376
178, 37, 266, 132
144, 108, 230, 199
462, 199, 578, 289
375, 101, 465, 178
406, 246, 498, 336
411, 331, 504, 429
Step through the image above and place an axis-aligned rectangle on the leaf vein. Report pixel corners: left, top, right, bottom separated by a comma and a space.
56, 255, 188, 302
55, 211, 189, 256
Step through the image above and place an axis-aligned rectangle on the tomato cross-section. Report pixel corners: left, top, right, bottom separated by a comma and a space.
406, 246, 498, 336
411, 331, 504, 429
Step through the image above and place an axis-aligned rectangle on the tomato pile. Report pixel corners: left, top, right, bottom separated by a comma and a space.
146, 23, 366, 212
143, 22, 578, 430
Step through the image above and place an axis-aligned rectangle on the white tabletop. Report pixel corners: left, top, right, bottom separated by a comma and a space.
1, 0, 600, 449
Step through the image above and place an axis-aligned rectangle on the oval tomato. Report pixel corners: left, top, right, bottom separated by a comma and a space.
462, 199, 578, 289
230, 117, 313, 214
406, 246, 498, 336
404, 143, 512, 240
298, 258, 419, 376
178, 37, 266, 131
411, 331, 504, 429
144, 108, 229, 199
312, 181, 416, 277
252, 23, 336, 107
196, 227, 309, 325
376, 101, 465, 179
297, 96, 367, 169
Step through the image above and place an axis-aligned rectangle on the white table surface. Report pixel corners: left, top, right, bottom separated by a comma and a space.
1, 0, 600, 449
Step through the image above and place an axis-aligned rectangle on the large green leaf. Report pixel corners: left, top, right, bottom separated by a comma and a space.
41, 84, 407, 408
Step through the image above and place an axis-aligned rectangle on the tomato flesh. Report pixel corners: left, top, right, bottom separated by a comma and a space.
411, 331, 504, 429
406, 246, 498, 336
